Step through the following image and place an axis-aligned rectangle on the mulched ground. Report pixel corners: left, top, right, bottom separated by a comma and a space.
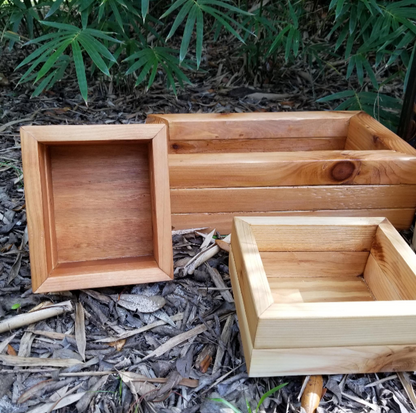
1, 45, 416, 413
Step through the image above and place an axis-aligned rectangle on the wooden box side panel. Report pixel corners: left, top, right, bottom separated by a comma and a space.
169, 151, 416, 187
256, 301, 416, 349
229, 251, 253, 373
368, 221, 416, 300
170, 209, 415, 233
249, 345, 416, 376
346, 112, 416, 155
51, 143, 154, 264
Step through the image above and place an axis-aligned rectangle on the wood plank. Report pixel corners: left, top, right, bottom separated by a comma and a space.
231, 219, 274, 343
370, 221, 416, 300
41, 257, 171, 293
248, 217, 380, 252
171, 209, 415, 232
147, 112, 356, 140
363, 254, 404, 300
249, 344, 416, 376
168, 137, 346, 154
149, 128, 173, 277
260, 251, 369, 277
268, 276, 375, 303
51, 143, 154, 264
229, 251, 253, 368
256, 300, 416, 348
170, 185, 416, 213
21, 130, 51, 292
346, 112, 416, 155
169, 150, 416, 187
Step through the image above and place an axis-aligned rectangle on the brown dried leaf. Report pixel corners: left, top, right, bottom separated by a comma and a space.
301, 375, 323, 413
75, 302, 86, 361
7, 344, 17, 356
111, 294, 166, 313
108, 339, 126, 351
215, 239, 230, 252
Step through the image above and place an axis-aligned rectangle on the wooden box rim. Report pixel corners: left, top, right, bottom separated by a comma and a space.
21, 124, 173, 293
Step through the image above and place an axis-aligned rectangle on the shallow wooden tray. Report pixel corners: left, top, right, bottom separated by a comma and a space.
230, 216, 416, 376
147, 111, 416, 232
21, 125, 172, 293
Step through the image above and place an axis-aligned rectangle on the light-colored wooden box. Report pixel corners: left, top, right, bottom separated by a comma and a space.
147, 111, 416, 232
21, 125, 173, 293
230, 216, 416, 376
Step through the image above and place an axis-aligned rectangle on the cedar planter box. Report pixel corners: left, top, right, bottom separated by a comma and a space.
147, 111, 416, 232
21, 125, 173, 293
230, 216, 416, 376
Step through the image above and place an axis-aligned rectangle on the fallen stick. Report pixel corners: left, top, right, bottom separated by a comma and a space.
0, 301, 73, 334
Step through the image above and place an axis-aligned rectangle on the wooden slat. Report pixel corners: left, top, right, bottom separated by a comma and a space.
248, 217, 380, 252
169, 150, 416, 187
260, 251, 369, 277
256, 300, 416, 348
171, 209, 415, 232
345, 112, 416, 155
147, 112, 356, 140
231, 219, 274, 342
363, 254, 404, 300
370, 221, 416, 300
171, 185, 416, 213
168, 137, 346, 154
249, 344, 416, 376
268, 276, 375, 303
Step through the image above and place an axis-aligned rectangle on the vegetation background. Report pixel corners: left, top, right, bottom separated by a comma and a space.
1, 0, 415, 130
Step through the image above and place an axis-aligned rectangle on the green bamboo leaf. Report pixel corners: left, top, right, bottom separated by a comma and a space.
32, 72, 55, 97
362, 59, 378, 89
83, 28, 123, 43
285, 26, 294, 61
160, 0, 187, 18
25, 32, 65, 45
125, 55, 149, 74
268, 25, 290, 54
146, 62, 158, 90
201, 0, 252, 15
356, 55, 364, 85
78, 35, 110, 76
346, 55, 355, 79
335, 0, 345, 19
35, 38, 73, 81
336, 96, 359, 110
109, 0, 125, 32
135, 60, 154, 85
180, 4, 197, 62
17, 38, 65, 69
45, 0, 65, 18
288, 1, 298, 28
40, 20, 80, 32
335, 25, 349, 51
160, 60, 177, 95
292, 29, 301, 57
256, 383, 288, 413
72, 40, 88, 103
81, 32, 117, 62
317, 90, 355, 102
142, 0, 149, 19
166, 0, 193, 40
349, 5, 357, 34
196, 6, 203, 68
328, 0, 338, 10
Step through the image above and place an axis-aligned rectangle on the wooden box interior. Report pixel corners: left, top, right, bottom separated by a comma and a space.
230, 217, 416, 376
21, 125, 172, 293
148, 112, 416, 232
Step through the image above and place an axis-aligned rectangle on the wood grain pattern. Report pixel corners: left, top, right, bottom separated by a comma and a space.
268, 276, 375, 303
363, 254, 404, 300
169, 150, 416, 187
168, 137, 346, 154
256, 300, 416, 348
147, 111, 356, 140
260, 251, 369, 277
248, 217, 381, 252
51, 143, 153, 263
170, 209, 415, 233
370, 221, 416, 300
346, 112, 416, 155
171, 185, 416, 213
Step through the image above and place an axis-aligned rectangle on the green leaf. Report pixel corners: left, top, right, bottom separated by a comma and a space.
317, 90, 355, 102
362, 59, 378, 89
142, 0, 149, 19
11, 303, 21, 310
72, 40, 88, 103
285, 26, 294, 61
109, 0, 125, 32
81, 32, 117, 63
32, 71, 55, 97
356, 55, 364, 85
288, 1, 298, 28
135, 60, 154, 86
78, 34, 110, 76
166, 0, 193, 40
35, 38, 73, 82
180, 4, 197, 62
40, 20, 80, 32
17, 38, 66, 69
209, 398, 243, 413
196, 7, 203, 68
256, 383, 288, 412
147, 61, 158, 90
268, 25, 290, 54
160, 0, 188, 18
45, 0, 65, 18
83, 28, 123, 43
201, 0, 252, 16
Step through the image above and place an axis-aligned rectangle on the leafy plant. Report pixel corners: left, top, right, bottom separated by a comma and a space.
210, 382, 288, 413
11, 303, 21, 310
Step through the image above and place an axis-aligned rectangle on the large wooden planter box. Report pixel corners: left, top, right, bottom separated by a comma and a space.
230, 216, 416, 376
147, 112, 416, 232
21, 125, 173, 293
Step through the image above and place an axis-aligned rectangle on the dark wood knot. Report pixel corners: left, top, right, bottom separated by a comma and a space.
331, 161, 356, 181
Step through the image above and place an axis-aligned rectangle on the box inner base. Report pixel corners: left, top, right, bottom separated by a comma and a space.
50, 142, 154, 264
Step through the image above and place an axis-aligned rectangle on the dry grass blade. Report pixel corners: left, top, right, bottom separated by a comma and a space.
0, 334, 16, 354
0, 301, 73, 334
75, 302, 86, 361
143, 323, 208, 360
213, 315, 234, 373
301, 375, 323, 413
341, 391, 379, 410
205, 263, 234, 303
18, 330, 34, 357
27, 392, 86, 413
0, 355, 83, 367
398, 372, 416, 409
123, 371, 198, 388
17, 379, 52, 404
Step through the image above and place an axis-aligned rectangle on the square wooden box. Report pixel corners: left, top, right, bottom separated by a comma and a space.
21, 125, 173, 293
147, 111, 416, 232
230, 216, 416, 376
